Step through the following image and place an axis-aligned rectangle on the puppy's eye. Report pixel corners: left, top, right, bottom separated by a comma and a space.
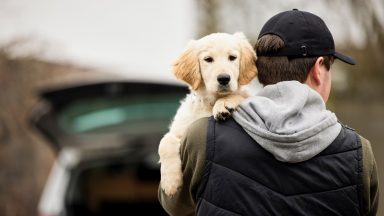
204, 57, 214, 63
229, 55, 237, 61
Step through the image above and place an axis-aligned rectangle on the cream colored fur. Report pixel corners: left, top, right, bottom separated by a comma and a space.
158, 32, 257, 195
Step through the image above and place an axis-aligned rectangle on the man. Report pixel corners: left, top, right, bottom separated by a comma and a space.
158, 9, 379, 216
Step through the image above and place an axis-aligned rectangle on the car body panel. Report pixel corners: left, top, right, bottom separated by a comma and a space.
32, 80, 188, 216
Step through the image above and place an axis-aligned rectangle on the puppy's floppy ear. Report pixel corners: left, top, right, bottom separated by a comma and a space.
172, 40, 201, 90
234, 32, 258, 85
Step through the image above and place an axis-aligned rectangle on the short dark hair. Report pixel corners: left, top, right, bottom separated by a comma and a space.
255, 34, 331, 86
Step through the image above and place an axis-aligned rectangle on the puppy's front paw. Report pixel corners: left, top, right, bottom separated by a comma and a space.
213, 99, 234, 121
213, 95, 245, 121
160, 159, 183, 196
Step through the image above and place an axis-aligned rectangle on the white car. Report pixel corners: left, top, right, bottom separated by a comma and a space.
31, 80, 187, 216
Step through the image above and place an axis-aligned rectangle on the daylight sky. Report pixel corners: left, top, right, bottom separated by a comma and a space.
0, 0, 383, 82
0, 0, 196, 81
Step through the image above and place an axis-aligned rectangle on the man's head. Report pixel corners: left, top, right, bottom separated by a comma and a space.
255, 9, 355, 102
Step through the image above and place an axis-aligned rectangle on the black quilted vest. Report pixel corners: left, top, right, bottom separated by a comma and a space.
196, 118, 363, 216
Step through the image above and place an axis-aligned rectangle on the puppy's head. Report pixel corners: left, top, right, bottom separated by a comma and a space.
173, 32, 257, 94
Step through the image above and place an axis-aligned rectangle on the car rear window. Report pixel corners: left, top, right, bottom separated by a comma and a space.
58, 94, 181, 136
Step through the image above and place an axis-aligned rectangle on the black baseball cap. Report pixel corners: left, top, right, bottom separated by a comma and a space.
258, 9, 355, 65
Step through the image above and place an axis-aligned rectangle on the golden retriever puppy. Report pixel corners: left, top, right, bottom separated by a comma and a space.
159, 32, 257, 195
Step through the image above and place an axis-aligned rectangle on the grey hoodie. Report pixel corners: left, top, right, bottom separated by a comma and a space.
233, 81, 341, 163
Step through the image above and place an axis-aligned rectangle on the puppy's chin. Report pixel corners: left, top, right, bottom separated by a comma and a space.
216, 85, 234, 97
203, 83, 237, 97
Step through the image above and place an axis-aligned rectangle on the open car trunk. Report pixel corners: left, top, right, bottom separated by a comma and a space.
31, 80, 188, 216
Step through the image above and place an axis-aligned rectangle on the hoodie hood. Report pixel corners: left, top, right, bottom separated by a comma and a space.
233, 81, 341, 163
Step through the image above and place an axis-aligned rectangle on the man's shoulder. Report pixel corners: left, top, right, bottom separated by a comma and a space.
358, 134, 375, 167
340, 124, 373, 154
181, 117, 210, 153
185, 117, 210, 138
359, 135, 372, 149
344, 126, 375, 164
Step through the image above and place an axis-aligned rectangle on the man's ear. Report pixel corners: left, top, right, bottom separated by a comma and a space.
307, 57, 324, 86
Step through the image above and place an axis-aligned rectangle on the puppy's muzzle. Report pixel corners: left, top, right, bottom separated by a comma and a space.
217, 74, 231, 86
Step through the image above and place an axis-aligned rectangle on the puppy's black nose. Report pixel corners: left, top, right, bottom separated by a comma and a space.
217, 74, 231, 85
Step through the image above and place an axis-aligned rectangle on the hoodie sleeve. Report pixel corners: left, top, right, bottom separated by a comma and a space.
360, 136, 379, 216
158, 117, 209, 216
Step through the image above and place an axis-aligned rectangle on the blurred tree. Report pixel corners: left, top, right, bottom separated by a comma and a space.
196, 0, 220, 36
0, 41, 93, 216
339, 0, 384, 101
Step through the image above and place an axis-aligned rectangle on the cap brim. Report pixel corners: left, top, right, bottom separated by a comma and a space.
334, 52, 356, 65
